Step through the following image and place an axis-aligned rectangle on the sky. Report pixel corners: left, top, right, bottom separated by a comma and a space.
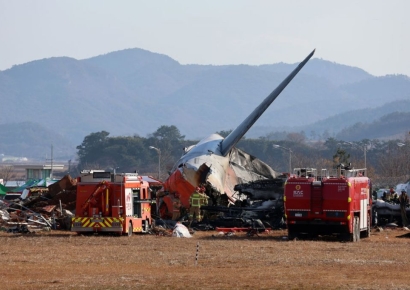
0, 0, 409, 76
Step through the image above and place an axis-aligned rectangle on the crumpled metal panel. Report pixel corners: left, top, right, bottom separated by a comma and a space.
42, 205, 57, 213
234, 179, 286, 200
229, 148, 278, 179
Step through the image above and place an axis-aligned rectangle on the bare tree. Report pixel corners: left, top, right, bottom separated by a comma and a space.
287, 132, 306, 143
0, 165, 14, 185
376, 142, 409, 187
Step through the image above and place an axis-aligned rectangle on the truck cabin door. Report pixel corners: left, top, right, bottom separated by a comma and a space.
132, 188, 142, 218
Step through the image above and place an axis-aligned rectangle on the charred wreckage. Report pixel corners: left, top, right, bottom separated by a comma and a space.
186, 176, 288, 232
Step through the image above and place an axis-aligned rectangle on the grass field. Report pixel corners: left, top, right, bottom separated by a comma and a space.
1, 227, 410, 289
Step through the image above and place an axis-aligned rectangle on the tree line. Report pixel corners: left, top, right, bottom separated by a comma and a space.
74, 125, 410, 188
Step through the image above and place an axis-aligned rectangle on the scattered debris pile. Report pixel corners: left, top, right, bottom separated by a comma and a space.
0, 204, 53, 233
152, 219, 195, 237
192, 177, 287, 232
151, 225, 173, 236
373, 199, 410, 225
0, 175, 77, 233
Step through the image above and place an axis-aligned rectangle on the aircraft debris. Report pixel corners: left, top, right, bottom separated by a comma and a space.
0, 175, 77, 233
190, 176, 287, 232
158, 50, 315, 219
373, 199, 410, 225
172, 222, 192, 238
151, 225, 173, 236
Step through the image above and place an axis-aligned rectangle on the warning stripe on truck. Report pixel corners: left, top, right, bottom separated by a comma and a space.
72, 217, 124, 228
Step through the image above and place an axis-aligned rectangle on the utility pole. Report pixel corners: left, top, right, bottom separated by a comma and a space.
46, 145, 54, 179
272, 144, 292, 173
50, 144, 53, 179
344, 142, 369, 169
149, 146, 161, 180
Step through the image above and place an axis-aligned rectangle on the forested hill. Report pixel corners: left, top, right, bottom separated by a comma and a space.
0, 48, 409, 159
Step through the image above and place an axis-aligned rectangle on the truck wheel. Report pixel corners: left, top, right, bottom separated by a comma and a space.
355, 217, 360, 242
143, 219, 150, 233
363, 213, 371, 238
353, 217, 356, 242
372, 208, 378, 226
288, 226, 298, 240
288, 231, 297, 240
128, 222, 133, 237
348, 217, 357, 242
287, 225, 297, 240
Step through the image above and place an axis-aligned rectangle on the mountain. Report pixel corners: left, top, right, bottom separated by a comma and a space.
0, 56, 152, 142
259, 58, 373, 86
249, 99, 410, 140
0, 48, 409, 159
0, 121, 74, 160
336, 111, 410, 141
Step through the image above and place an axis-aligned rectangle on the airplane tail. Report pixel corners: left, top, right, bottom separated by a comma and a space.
220, 49, 315, 157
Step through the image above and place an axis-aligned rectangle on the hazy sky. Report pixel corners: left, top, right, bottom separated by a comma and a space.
1, 1, 409, 76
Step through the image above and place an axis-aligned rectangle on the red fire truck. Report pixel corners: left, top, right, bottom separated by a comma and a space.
284, 167, 371, 242
71, 170, 154, 236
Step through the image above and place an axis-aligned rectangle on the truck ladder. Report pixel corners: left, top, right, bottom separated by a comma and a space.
81, 181, 109, 211
311, 185, 323, 215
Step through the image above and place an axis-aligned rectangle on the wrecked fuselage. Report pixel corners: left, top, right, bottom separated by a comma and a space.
233, 178, 286, 201
158, 134, 279, 218
157, 49, 315, 219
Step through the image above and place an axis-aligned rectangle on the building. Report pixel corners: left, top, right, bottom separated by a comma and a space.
24, 164, 65, 179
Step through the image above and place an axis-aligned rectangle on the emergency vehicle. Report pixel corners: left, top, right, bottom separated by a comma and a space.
71, 170, 154, 235
284, 167, 372, 242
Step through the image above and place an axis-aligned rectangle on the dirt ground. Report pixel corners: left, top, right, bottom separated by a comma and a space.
1, 227, 410, 290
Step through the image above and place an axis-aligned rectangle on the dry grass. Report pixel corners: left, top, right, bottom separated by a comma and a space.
1, 228, 410, 289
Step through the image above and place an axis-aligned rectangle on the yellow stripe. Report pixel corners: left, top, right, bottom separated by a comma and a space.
73, 217, 129, 228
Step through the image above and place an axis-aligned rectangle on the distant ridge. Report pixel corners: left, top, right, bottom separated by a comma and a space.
0, 47, 409, 158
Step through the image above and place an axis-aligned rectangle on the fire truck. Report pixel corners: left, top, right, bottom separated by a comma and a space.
284, 167, 372, 242
71, 170, 154, 236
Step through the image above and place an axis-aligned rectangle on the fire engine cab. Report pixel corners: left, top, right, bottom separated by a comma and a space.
71, 170, 153, 235
284, 167, 372, 242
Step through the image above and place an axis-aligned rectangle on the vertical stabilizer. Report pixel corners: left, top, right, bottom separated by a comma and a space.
220, 49, 315, 156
